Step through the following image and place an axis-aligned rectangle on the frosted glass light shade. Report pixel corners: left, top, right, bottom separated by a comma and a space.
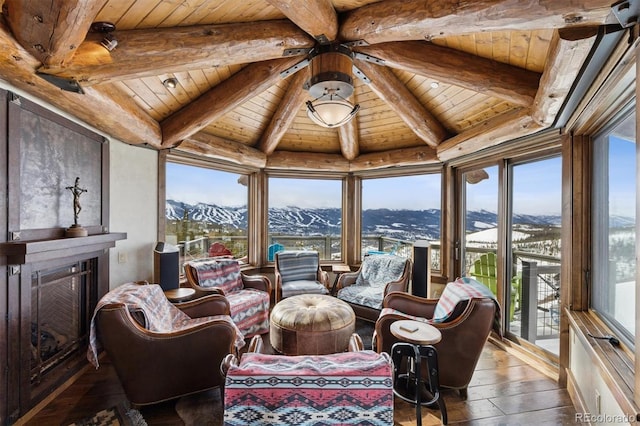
306, 98, 359, 128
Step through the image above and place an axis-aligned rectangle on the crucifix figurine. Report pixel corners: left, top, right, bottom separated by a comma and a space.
66, 177, 87, 226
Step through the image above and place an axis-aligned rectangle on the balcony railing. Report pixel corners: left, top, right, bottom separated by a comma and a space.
175, 234, 559, 341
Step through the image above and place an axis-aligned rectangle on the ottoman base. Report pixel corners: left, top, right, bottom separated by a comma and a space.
270, 294, 356, 355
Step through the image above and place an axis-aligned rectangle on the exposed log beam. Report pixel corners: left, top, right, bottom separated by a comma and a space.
0, 19, 161, 147
354, 59, 447, 148
265, 0, 338, 42
267, 151, 350, 171
3, 0, 106, 66
38, 20, 314, 86
356, 41, 540, 107
532, 26, 598, 126
161, 57, 302, 148
337, 114, 359, 161
179, 133, 267, 169
350, 146, 438, 172
437, 109, 542, 161
258, 69, 309, 155
341, 0, 614, 44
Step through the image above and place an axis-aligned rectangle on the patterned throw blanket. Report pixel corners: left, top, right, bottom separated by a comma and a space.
380, 277, 502, 336
186, 257, 270, 337
87, 283, 244, 368
224, 350, 394, 425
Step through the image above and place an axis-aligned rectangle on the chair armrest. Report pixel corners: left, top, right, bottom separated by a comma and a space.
383, 278, 409, 296
247, 335, 264, 354
319, 269, 330, 288
348, 333, 364, 352
220, 353, 239, 379
335, 271, 359, 291
241, 273, 272, 295
176, 293, 231, 317
382, 291, 438, 318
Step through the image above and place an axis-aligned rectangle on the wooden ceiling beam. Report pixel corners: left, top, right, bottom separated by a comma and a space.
265, 0, 338, 42
3, 0, 106, 67
37, 20, 315, 86
436, 108, 542, 161
354, 59, 448, 148
0, 20, 161, 147
356, 41, 540, 107
161, 57, 302, 148
340, 0, 614, 44
532, 26, 599, 126
337, 115, 359, 161
267, 151, 350, 171
258, 69, 309, 155
179, 133, 267, 169
350, 146, 438, 172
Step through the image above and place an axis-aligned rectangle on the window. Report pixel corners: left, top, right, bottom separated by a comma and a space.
165, 162, 248, 271
461, 165, 499, 275
361, 174, 441, 267
268, 177, 342, 261
592, 108, 636, 342
508, 157, 562, 355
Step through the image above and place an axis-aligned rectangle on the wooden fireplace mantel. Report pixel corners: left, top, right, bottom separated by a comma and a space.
0, 232, 127, 265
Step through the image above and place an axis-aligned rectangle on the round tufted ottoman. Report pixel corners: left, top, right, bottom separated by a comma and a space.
270, 294, 356, 355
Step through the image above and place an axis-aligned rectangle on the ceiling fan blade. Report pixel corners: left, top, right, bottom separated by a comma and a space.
265, 0, 338, 43
37, 20, 314, 86
340, 0, 614, 45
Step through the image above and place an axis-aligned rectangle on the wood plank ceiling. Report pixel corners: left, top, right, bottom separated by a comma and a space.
0, 0, 618, 171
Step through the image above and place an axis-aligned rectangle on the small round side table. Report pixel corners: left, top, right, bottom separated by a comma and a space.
163, 287, 196, 303
390, 320, 447, 425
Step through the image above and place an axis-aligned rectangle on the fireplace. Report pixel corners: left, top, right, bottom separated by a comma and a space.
0, 232, 125, 423
30, 259, 96, 389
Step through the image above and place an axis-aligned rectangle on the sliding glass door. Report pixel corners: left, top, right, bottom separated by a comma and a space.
507, 157, 562, 356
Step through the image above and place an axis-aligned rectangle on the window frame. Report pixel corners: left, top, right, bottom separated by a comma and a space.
589, 102, 636, 347
265, 172, 346, 263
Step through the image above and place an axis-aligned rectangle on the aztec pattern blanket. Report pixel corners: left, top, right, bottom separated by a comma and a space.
224, 350, 393, 425
87, 283, 244, 368
187, 257, 270, 336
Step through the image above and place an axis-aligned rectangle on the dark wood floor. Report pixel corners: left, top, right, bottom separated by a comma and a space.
17, 333, 577, 425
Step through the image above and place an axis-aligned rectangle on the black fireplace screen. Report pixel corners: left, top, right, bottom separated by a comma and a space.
30, 259, 95, 384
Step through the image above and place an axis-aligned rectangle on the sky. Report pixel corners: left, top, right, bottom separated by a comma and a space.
166, 142, 635, 217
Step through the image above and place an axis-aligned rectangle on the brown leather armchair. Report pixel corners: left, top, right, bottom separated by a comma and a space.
94, 292, 238, 406
374, 291, 498, 398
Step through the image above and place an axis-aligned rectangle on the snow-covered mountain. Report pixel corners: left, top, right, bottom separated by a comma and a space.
164, 199, 596, 241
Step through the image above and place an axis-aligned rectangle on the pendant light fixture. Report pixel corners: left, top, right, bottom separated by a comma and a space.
305, 44, 360, 128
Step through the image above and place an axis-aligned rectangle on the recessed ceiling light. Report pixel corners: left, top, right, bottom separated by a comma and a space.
163, 78, 178, 89
430, 81, 439, 89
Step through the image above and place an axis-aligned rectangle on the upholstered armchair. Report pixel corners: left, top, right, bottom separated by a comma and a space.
184, 257, 271, 337
89, 283, 242, 406
274, 250, 330, 303
221, 334, 393, 425
335, 254, 412, 321
374, 278, 500, 398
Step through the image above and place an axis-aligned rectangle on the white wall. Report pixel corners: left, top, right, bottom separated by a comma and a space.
569, 327, 633, 425
108, 140, 158, 288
